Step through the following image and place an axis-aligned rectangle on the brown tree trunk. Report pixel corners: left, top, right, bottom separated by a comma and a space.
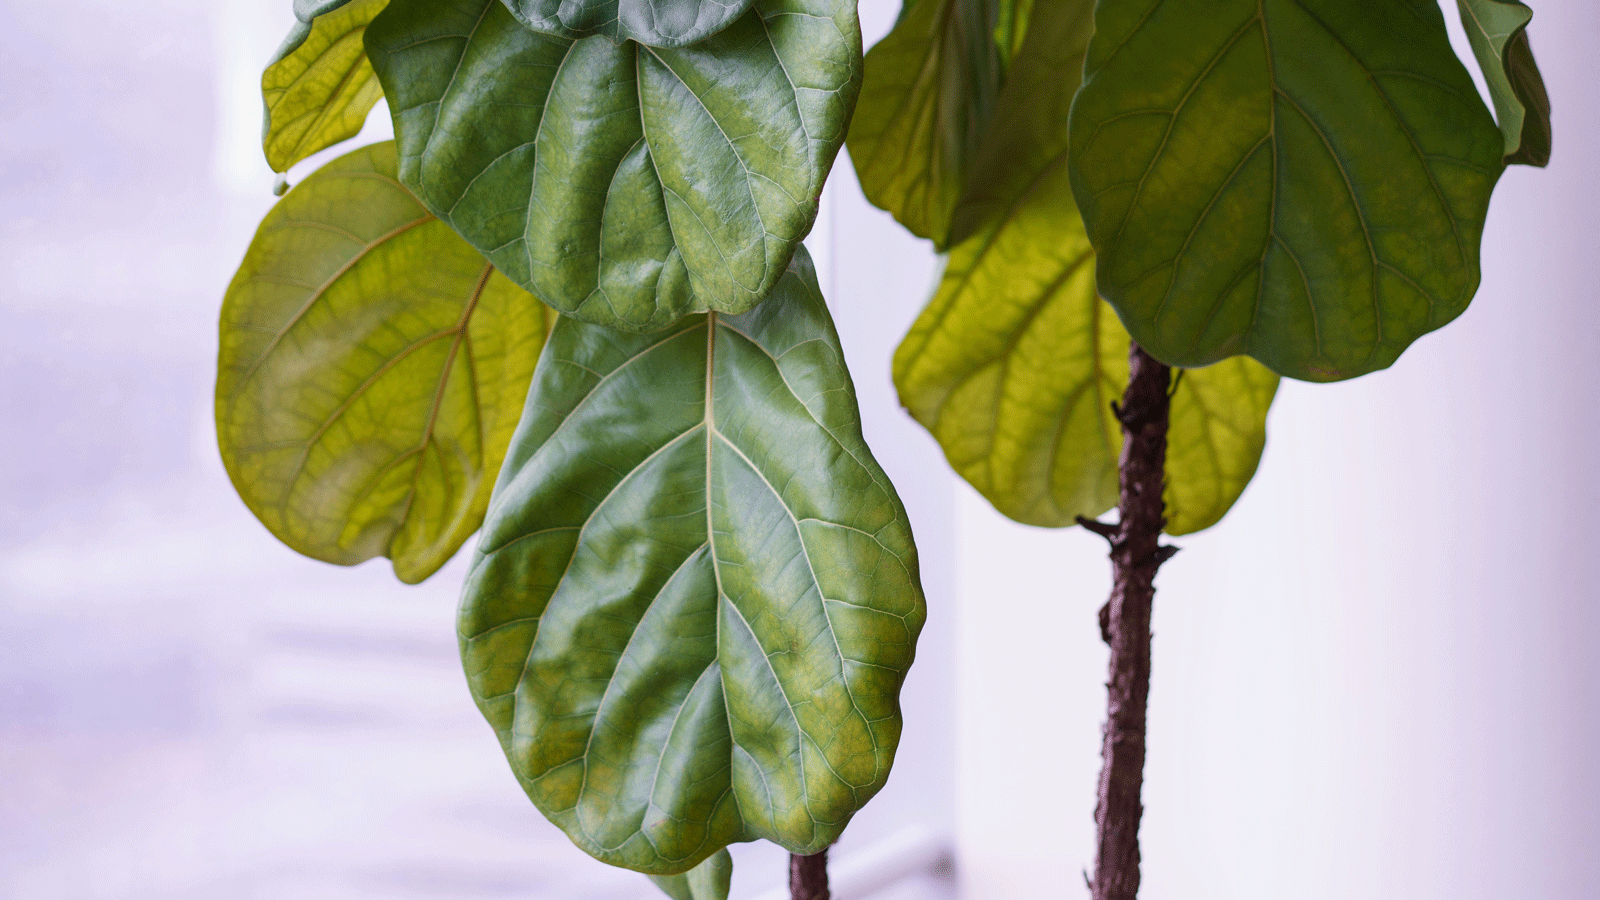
790, 850, 829, 900
1085, 343, 1175, 900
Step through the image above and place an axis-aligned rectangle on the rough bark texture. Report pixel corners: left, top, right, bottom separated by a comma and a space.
1089, 343, 1174, 900
790, 850, 830, 900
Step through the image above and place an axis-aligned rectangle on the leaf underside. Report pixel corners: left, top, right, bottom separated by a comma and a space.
500, 0, 757, 48
217, 142, 553, 584
1455, 0, 1551, 166
1070, 0, 1505, 382
896, 215, 1278, 537
649, 848, 733, 900
893, 0, 1276, 535
846, 0, 1001, 248
366, 0, 860, 333
263, 0, 390, 174
460, 248, 925, 874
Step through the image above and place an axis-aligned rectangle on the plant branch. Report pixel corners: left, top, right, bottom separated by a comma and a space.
790, 850, 829, 900
1090, 342, 1176, 900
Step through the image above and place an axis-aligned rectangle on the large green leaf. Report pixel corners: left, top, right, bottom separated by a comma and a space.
650, 849, 733, 900
1456, 0, 1551, 167
499, 0, 756, 48
846, 0, 1001, 248
263, 0, 390, 174
459, 248, 925, 873
365, 0, 859, 333
895, 0, 1277, 535
1069, 0, 1504, 382
217, 142, 553, 584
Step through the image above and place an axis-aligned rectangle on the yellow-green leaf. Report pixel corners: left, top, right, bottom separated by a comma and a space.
262, 0, 390, 174
894, 191, 1277, 535
217, 142, 554, 583
847, 0, 1002, 248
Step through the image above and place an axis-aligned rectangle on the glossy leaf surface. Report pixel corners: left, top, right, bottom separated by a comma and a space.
218, 142, 553, 584
1070, 0, 1504, 382
263, 0, 390, 174
460, 249, 925, 872
847, 0, 1000, 248
650, 849, 733, 900
366, 0, 859, 333
500, 0, 756, 48
896, 0, 1276, 535
1457, 0, 1551, 166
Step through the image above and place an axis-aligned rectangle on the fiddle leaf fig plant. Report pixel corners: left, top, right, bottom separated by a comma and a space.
219, 0, 915, 897
852, 0, 1550, 897
219, 0, 1552, 895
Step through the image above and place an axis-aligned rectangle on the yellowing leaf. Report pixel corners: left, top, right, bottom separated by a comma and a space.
217, 142, 554, 583
847, 0, 1002, 248
262, 0, 390, 174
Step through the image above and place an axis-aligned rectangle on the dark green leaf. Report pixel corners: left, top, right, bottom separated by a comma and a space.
365, 0, 859, 333
896, 0, 1276, 535
1069, 0, 1504, 382
500, 0, 756, 48
846, 0, 1001, 248
1456, 0, 1551, 166
650, 849, 733, 900
263, 0, 390, 174
460, 248, 925, 873
217, 142, 553, 584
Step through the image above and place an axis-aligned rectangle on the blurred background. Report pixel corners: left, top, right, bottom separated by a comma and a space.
1, 1, 1595, 899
